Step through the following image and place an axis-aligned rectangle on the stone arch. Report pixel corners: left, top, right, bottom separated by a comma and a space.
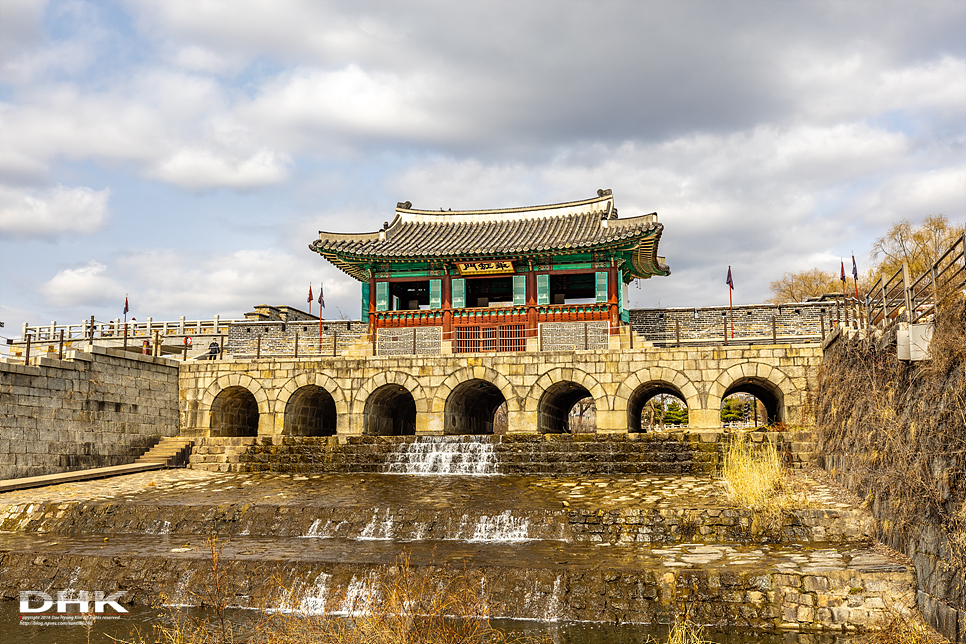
524, 368, 608, 434
444, 380, 507, 435
276, 373, 349, 435
432, 366, 519, 414
210, 386, 259, 437
709, 363, 796, 425
523, 368, 609, 413
364, 384, 417, 435
202, 374, 271, 437
350, 371, 430, 416
615, 368, 700, 432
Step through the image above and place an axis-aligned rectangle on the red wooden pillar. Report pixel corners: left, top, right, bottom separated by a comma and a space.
608, 264, 620, 334
368, 275, 377, 343
442, 272, 452, 338
526, 269, 538, 340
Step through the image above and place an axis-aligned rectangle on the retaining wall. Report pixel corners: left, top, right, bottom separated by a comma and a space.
0, 346, 179, 479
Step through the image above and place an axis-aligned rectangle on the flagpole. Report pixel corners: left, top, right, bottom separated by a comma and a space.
318, 286, 323, 354
729, 283, 734, 336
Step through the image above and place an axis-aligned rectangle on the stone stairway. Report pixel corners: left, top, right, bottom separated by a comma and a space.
135, 437, 194, 467
187, 432, 815, 476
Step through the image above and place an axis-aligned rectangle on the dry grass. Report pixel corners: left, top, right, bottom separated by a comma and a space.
720, 433, 800, 538
120, 548, 548, 644
663, 613, 713, 644
263, 552, 546, 644
859, 611, 946, 644
817, 294, 966, 572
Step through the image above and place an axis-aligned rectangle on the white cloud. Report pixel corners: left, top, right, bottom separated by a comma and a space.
109, 248, 360, 320
0, 184, 110, 239
40, 261, 125, 308
152, 148, 291, 190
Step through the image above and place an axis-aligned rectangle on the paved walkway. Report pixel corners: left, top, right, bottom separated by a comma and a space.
0, 468, 858, 513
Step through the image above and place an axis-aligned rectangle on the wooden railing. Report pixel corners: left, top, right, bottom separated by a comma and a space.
866, 233, 965, 326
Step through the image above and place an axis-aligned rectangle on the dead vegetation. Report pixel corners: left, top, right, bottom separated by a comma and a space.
719, 432, 806, 539
816, 294, 966, 572
121, 544, 549, 644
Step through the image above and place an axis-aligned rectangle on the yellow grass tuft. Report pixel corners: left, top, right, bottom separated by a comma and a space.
720, 433, 797, 538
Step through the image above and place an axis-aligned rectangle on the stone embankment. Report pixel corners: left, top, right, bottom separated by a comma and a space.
0, 345, 179, 480
0, 464, 915, 633
188, 431, 818, 475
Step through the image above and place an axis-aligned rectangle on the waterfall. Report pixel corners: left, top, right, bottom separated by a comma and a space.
383, 436, 499, 475
468, 510, 530, 542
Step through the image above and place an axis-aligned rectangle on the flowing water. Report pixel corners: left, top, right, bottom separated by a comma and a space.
383, 435, 499, 475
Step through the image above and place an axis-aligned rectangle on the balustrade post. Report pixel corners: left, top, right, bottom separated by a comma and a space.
24, 334, 31, 365
58, 329, 64, 360
901, 262, 913, 321
294, 331, 299, 358
89, 316, 95, 345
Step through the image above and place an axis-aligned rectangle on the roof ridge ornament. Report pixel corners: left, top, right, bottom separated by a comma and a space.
396, 201, 412, 209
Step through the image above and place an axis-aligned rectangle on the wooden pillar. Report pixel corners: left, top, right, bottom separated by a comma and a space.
608, 264, 619, 333
442, 271, 452, 336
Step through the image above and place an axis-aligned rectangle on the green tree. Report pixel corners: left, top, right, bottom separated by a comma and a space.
664, 400, 689, 425
721, 398, 745, 423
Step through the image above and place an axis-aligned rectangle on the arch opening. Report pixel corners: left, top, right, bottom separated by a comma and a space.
284, 385, 337, 436
445, 379, 507, 435
210, 386, 259, 437
627, 381, 688, 432
364, 384, 416, 436
538, 381, 596, 434
721, 377, 783, 427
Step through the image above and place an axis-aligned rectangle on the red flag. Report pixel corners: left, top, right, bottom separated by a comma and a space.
318, 283, 325, 308
307, 285, 313, 304
725, 267, 734, 289
123, 296, 129, 315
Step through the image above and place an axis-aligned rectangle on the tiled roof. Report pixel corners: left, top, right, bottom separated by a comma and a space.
310, 191, 670, 280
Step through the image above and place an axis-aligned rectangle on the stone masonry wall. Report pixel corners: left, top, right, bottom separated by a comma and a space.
0, 345, 179, 479
631, 301, 846, 346
226, 320, 365, 357
179, 343, 822, 436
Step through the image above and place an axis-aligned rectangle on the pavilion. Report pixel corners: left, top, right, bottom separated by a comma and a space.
309, 189, 670, 355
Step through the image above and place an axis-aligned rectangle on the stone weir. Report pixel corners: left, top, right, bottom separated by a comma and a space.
0, 448, 917, 634
188, 431, 818, 476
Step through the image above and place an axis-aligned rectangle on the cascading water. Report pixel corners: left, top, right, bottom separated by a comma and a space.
383, 436, 499, 475
469, 510, 531, 543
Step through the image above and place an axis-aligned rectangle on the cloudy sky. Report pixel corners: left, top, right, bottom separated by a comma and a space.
1, 0, 964, 335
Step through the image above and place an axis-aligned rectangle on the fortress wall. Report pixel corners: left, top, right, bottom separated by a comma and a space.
630, 301, 837, 344
179, 343, 823, 437
226, 319, 363, 356
0, 346, 179, 480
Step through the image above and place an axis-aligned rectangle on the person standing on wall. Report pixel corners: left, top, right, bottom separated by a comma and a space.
207, 340, 220, 360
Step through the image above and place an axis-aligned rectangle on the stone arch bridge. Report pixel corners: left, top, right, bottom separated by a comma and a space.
179, 343, 822, 437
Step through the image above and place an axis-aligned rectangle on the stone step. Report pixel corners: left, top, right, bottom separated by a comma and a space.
136, 437, 194, 467
0, 499, 872, 546
0, 532, 915, 631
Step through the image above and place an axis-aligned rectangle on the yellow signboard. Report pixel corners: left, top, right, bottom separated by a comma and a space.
456, 261, 515, 275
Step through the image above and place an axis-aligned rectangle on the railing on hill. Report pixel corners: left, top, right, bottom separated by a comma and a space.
866, 233, 965, 326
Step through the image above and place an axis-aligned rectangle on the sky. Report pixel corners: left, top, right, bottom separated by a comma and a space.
1, 0, 964, 337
